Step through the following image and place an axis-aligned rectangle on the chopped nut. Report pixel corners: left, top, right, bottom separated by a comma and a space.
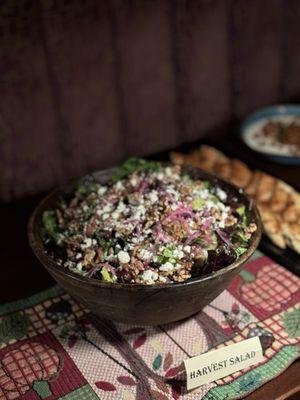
83, 249, 96, 267
225, 215, 237, 227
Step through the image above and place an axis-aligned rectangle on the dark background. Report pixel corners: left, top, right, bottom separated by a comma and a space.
1, 0, 300, 202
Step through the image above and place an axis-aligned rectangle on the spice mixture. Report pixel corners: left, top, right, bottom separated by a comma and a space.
42, 160, 257, 285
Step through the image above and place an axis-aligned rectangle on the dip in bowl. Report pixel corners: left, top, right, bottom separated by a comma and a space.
29, 160, 261, 325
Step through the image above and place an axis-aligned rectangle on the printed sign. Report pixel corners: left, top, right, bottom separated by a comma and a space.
184, 336, 264, 390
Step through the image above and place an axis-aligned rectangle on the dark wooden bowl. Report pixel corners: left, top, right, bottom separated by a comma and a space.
28, 165, 262, 325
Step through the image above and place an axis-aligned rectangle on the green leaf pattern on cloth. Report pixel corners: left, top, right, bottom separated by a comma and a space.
152, 354, 162, 371
33, 381, 52, 399
0, 311, 30, 343
0, 253, 298, 400
282, 308, 300, 338
237, 372, 262, 392
58, 384, 100, 399
203, 345, 299, 400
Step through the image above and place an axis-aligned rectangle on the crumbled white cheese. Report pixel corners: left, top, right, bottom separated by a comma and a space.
134, 205, 146, 219
102, 204, 112, 213
216, 188, 227, 201
117, 201, 126, 212
111, 201, 127, 220
184, 245, 191, 253
165, 166, 178, 178
218, 220, 225, 229
148, 190, 158, 203
65, 261, 74, 268
173, 249, 184, 259
115, 181, 124, 190
112, 211, 120, 220
194, 188, 210, 199
81, 238, 92, 249
76, 253, 82, 259
142, 269, 158, 284
166, 187, 180, 201
117, 250, 130, 264
152, 255, 158, 263
159, 276, 168, 283
139, 248, 151, 260
205, 200, 217, 210
159, 262, 174, 272
57, 233, 65, 245
130, 177, 138, 187
97, 186, 107, 196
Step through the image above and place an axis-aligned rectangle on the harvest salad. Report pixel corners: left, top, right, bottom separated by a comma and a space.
42, 159, 257, 284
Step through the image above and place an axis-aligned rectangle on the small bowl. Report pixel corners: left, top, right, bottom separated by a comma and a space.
241, 104, 300, 165
28, 166, 262, 325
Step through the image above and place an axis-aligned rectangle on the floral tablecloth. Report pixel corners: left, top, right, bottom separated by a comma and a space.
0, 251, 299, 400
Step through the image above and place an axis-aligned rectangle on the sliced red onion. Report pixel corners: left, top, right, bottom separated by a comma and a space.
87, 263, 116, 278
125, 219, 142, 235
184, 232, 201, 245
164, 203, 194, 223
152, 223, 172, 243
216, 228, 234, 248
200, 210, 210, 218
201, 217, 213, 230
202, 233, 213, 245
159, 188, 174, 202
135, 223, 142, 236
249, 198, 254, 210
137, 177, 149, 194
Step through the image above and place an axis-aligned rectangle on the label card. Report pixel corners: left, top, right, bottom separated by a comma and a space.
184, 336, 264, 391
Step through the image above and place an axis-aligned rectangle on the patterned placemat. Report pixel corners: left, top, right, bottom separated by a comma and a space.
0, 252, 299, 400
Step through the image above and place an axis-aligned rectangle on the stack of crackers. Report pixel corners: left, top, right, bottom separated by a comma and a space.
170, 145, 300, 253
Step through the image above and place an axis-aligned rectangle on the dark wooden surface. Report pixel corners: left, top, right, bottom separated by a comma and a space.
0, 136, 299, 398
218, 132, 300, 276
217, 132, 300, 191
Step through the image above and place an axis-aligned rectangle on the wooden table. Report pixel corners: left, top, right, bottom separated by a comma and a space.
0, 137, 299, 399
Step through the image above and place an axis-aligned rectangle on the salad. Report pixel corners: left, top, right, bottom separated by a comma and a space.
42, 159, 257, 285
246, 119, 300, 157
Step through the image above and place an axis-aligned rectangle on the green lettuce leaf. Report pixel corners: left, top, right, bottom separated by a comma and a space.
42, 210, 59, 242
112, 158, 161, 181
235, 246, 247, 257
236, 205, 246, 216
101, 267, 116, 283
191, 198, 205, 211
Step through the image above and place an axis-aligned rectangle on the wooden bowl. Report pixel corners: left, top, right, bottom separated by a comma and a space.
28, 165, 262, 325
